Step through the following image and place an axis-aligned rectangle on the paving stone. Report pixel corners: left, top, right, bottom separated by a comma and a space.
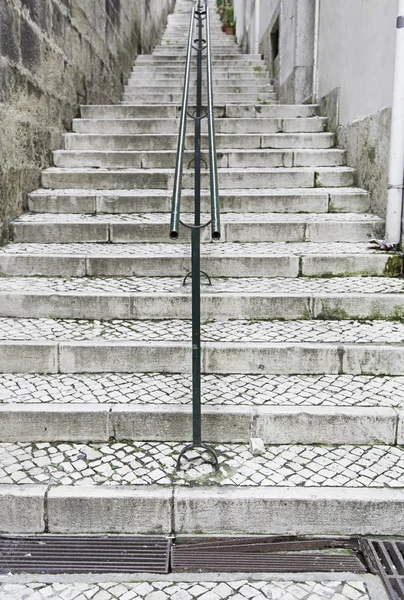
0, 581, 372, 600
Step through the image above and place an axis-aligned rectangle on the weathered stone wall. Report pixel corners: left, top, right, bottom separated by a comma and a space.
0, 0, 175, 242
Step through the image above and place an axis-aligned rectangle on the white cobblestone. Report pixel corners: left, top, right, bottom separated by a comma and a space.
0, 581, 370, 600
1, 373, 404, 407
0, 276, 403, 295
0, 242, 383, 257
0, 441, 403, 488
1, 317, 404, 343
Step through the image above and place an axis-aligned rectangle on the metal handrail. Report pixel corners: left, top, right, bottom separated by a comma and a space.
169, 0, 221, 470
206, 2, 221, 240
169, 1, 221, 241
169, 4, 196, 240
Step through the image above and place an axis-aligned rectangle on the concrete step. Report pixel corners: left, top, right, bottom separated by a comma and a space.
135, 54, 264, 62
128, 75, 271, 85
1, 441, 404, 535
2, 317, 404, 375
10, 213, 382, 244
52, 149, 346, 170
27, 188, 372, 215
63, 132, 335, 151
120, 94, 278, 104
0, 402, 399, 445
72, 117, 327, 134
40, 166, 355, 190
123, 84, 275, 94
80, 104, 319, 119
0, 242, 393, 278
0, 274, 401, 321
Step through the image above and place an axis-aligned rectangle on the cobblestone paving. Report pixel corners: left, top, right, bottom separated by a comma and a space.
1, 442, 403, 487
15, 212, 380, 223
0, 242, 381, 256
1, 318, 404, 343
1, 373, 404, 407
0, 580, 370, 600
0, 276, 402, 295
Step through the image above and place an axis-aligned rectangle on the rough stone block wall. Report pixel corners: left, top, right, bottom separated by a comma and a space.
0, 0, 175, 242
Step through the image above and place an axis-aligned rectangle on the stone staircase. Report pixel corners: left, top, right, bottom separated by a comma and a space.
0, 0, 404, 537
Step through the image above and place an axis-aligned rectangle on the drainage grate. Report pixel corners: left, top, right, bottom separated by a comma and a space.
362, 539, 404, 600
0, 536, 171, 574
172, 537, 367, 573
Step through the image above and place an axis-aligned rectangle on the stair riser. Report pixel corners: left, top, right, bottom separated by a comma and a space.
128, 77, 271, 85
41, 169, 354, 190
5, 485, 404, 535
124, 85, 274, 94
11, 220, 381, 244
0, 253, 391, 278
28, 191, 371, 215
72, 118, 327, 134
53, 150, 346, 169
80, 105, 319, 119
1, 341, 403, 376
0, 405, 396, 445
0, 293, 400, 322
121, 94, 278, 103
64, 133, 335, 151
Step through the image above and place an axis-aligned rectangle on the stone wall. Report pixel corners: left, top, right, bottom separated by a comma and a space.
0, 0, 175, 242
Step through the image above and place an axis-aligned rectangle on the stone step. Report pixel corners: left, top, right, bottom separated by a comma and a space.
40, 166, 355, 190
0, 275, 401, 321
132, 66, 270, 75
80, 104, 319, 119
135, 54, 264, 62
10, 213, 381, 244
72, 117, 327, 134
128, 75, 271, 84
1, 317, 404, 374
120, 94, 278, 104
0, 242, 392, 278
52, 149, 346, 170
63, 132, 335, 151
27, 188, 371, 215
1, 441, 404, 535
0, 403, 398, 445
124, 84, 275, 94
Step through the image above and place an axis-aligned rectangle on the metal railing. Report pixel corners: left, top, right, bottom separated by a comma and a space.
170, 0, 221, 469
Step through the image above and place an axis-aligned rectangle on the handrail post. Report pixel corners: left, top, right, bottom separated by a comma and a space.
171, 0, 221, 470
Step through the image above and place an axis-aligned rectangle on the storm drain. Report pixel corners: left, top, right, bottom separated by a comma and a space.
362, 539, 404, 600
171, 537, 367, 573
0, 536, 171, 574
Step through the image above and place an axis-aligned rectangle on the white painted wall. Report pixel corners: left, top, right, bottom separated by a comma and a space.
317, 0, 397, 125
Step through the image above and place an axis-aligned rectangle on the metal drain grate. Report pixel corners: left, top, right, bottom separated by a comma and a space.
172, 537, 367, 573
362, 539, 404, 600
0, 536, 171, 574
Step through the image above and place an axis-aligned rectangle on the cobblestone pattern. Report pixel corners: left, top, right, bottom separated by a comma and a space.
0, 242, 380, 256
0, 276, 402, 295
15, 212, 379, 224
1, 318, 404, 343
1, 373, 404, 407
1, 442, 403, 487
0, 580, 370, 600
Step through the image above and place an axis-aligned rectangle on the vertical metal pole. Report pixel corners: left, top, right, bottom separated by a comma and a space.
192, 3, 203, 446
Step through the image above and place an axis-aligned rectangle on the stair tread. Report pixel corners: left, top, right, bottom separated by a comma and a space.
13, 212, 381, 224
0, 276, 399, 295
1, 317, 404, 344
0, 440, 403, 488
1, 372, 403, 407
0, 241, 384, 255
